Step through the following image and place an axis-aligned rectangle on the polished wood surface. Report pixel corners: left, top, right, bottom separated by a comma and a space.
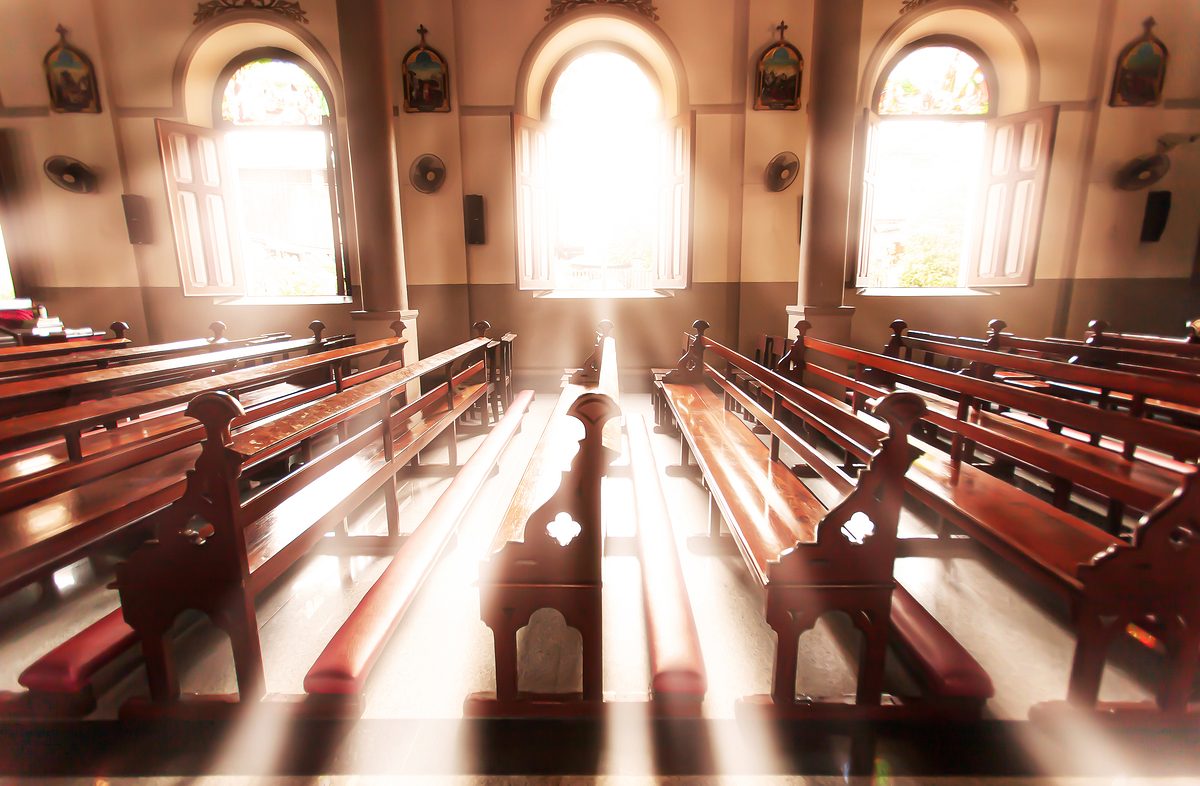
113, 325, 497, 713
0, 334, 328, 417
776, 322, 1199, 717
305, 389, 534, 701
471, 322, 621, 716
0, 336, 405, 452
0, 322, 284, 380
629, 414, 706, 706
657, 323, 928, 717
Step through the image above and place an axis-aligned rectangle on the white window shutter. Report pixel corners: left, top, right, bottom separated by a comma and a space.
513, 113, 552, 290
654, 112, 692, 289
855, 109, 882, 287
155, 119, 245, 297
968, 105, 1058, 287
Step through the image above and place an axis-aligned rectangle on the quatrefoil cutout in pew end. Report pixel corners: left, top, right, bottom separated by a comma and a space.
546, 512, 583, 547
840, 511, 875, 546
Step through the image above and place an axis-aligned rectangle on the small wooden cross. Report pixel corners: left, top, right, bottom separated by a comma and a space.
776, 20, 788, 40
1142, 17, 1156, 34
56, 23, 68, 39
417, 24, 429, 45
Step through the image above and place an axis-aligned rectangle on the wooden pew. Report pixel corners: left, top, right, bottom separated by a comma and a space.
779, 324, 1200, 722
884, 319, 1200, 434
628, 413, 707, 715
470, 321, 705, 717
468, 321, 622, 716
0, 321, 131, 361
0, 332, 413, 718
0, 334, 410, 603
917, 319, 1200, 383
654, 321, 994, 720
0, 321, 292, 381
0, 323, 336, 418
304, 388, 535, 716
1070, 318, 1200, 359
113, 331, 497, 718
0, 324, 402, 504
849, 321, 1199, 532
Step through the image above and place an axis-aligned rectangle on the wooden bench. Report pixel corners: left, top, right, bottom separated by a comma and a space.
304, 388, 534, 716
927, 319, 1200, 383
779, 323, 1200, 722
0, 321, 292, 381
468, 321, 623, 717
0, 333, 410, 600
0, 323, 340, 418
860, 321, 1199, 533
0, 322, 131, 361
0, 333, 414, 717
882, 320, 1200, 432
1072, 318, 1200, 359
0, 324, 404, 514
627, 412, 707, 715
653, 321, 989, 720
113, 332, 497, 717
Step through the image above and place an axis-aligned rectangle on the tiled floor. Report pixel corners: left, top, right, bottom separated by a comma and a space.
0, 393, 1191, 781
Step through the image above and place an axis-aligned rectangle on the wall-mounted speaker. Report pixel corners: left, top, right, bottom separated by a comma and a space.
1140, 190, 1170, 243
464, 194, 486, 245
121, 194, 152, 245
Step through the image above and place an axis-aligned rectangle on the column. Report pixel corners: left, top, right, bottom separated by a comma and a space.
786, 0, 863, 344
336, 0, 419, 359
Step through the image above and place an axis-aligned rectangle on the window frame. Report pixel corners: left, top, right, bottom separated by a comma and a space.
514, 43, 693, 294
0, 131, 25, 302
851, 35, 1053, 292
213, 47, 351, 299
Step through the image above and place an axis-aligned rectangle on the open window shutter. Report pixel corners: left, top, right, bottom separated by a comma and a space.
513, 113, 551, 290
155, 119, 245, 297
655, 112, 692, 289
855, 109, 882, 287
968, 105, 1058, 287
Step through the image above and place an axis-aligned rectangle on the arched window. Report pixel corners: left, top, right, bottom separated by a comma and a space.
857, 39, 1056, 289
158, 48, 347, 299
514, 34, 690, 293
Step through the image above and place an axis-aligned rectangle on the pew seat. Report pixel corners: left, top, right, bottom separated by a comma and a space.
629, 414, 706, 710
661, 380, 990, 714
115, 333, 497, 717
304, 389, 534, 708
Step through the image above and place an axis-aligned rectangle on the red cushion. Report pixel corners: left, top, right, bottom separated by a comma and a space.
890, 585, 994, 700
19, 609, 137, 693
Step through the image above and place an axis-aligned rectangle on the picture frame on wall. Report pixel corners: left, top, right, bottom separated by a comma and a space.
1109, 17, 1168, 108
43, 25, 101, 114
402, 25, 451, 113
754, 21, 803, 111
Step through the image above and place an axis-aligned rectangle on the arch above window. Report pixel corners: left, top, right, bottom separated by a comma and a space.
876, 40, 993, 116
516, 10, 687, 120
216, 49, 332, 127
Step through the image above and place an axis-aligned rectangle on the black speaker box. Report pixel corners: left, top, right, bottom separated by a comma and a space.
1140, 191, 1171, 243
464, 194, 485, 245
122, 194, 152, 245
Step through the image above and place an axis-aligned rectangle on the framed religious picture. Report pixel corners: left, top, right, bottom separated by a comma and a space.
1109, 17, 1168, 107
754, 20, 803, 111
402, 25, 450, 113
43, 25, 101, 114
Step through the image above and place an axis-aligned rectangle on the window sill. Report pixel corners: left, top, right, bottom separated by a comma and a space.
531, 289, 674, 300
853, 287, 993, 297
214, 295, 355, 306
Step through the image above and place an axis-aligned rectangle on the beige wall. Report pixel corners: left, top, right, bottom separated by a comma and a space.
0, 0, 1196, 357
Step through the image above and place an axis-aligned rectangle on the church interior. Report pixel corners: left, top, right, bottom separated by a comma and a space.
0, 0, 1198, 782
